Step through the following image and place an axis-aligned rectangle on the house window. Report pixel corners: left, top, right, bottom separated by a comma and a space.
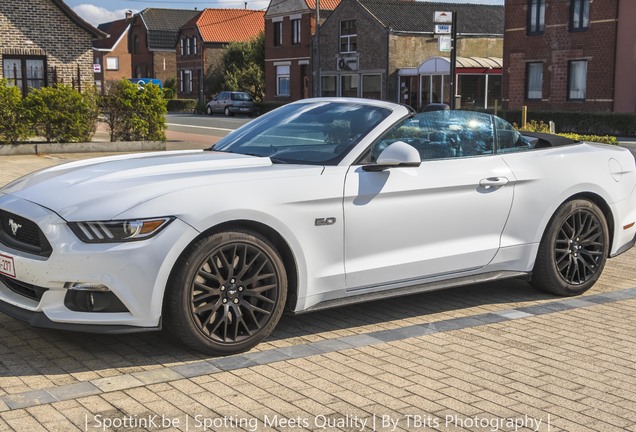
291, 19, 301, 45
528, 0, 545, 35
568, 60, 587, 101
180, 38, 184, 56
3, 56, 46, 96
526, 62, 543, 100
133, 34, 139, 53
274, 21, 282, 47
180, 70, 193, 93
193, 37, 197, 55
362, 74, 381, 99
276, 65, 290, 96
106, 57, 119, 71
186, 38, 191, 56
340, 20, 357, 53
571, 0, 590, 31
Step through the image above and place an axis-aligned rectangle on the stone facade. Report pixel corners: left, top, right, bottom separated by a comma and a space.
318, 0, 503, 104
318, 0, 387, 98
0, 0, 103, 94
503, 0, 621, 112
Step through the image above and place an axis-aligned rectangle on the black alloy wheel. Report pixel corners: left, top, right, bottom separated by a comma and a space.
532, 199, 608, 296
554, 208, 605, 285
164, 230, 287, 355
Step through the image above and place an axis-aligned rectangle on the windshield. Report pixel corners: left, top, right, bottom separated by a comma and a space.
212, 101, 392, 165
231, 93, 252, 101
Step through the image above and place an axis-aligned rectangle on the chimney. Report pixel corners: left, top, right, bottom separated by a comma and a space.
125, 10, 133, 21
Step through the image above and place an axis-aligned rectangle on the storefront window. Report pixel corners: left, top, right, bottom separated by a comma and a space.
362, 74, 381, 100
340, 75, 358, 97
321, 76, 337, 97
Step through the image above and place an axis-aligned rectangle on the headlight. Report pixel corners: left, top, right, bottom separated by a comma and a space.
68, 217, 174, 243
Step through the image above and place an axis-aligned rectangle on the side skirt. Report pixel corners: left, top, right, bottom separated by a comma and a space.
295, 271, 529, 314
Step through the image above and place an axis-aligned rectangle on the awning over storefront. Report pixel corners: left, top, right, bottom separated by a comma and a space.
399, 57, 503, 76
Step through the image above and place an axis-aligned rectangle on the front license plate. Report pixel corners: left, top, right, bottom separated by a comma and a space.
0, 254, 16, 278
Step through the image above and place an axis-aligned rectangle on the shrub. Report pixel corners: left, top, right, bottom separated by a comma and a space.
163, 87, 175, 100
498, 110, 636, 137
513, 120, 618, 145
25, 84, 99, 143
558, 133, 618, 145
0, 79, 30, 144
514, 119, 550, 133
254, 101, 286, 115
101, 80, 167, 142
167, 99, 197, 113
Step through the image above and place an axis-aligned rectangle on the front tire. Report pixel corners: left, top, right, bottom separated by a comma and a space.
164, 230, 287, 355
224, 106, 233, 117
531, 199, 609, 296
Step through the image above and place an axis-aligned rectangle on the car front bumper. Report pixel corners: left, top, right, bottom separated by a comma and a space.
0, 194, 199, 330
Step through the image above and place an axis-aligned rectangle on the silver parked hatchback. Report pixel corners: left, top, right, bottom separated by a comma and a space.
206, 91, 255, 117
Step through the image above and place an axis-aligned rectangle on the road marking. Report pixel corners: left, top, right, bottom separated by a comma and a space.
167, 123, 233, 132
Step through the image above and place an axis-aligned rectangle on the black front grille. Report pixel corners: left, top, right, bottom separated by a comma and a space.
0, 210, 52, 257
0, 274, 48, 302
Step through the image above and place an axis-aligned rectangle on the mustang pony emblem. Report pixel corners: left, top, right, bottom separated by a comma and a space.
8, 219, 22, 236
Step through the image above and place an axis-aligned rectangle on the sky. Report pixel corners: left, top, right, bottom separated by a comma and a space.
64, 0, 504, 26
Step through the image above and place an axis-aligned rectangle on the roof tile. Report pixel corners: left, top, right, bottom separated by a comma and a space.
305, 0, 342, 11
195, 9, 265, 43
358, 0, 504, 35
93, 19, 130, 50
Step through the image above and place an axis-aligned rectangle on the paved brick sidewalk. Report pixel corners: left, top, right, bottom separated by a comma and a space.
0, 153, 635, 432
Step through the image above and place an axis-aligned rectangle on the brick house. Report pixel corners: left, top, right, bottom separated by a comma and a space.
129, 8, 200, 84
264, 0, 341, 103
93, 12, 133, 94
0, 0, 105, 96
317, 0, 503, 110
176, 8, 265, 100
502, 0, 636, 113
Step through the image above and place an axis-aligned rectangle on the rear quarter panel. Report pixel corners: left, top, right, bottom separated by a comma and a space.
500, 143, 636, 256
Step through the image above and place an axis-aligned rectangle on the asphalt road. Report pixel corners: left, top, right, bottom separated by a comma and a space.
166, 113, 250, 138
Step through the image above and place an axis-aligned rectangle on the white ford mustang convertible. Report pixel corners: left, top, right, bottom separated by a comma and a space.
0, 98, 635, 354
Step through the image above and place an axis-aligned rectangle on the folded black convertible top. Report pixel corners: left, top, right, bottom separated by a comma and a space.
521, 131, 580, 148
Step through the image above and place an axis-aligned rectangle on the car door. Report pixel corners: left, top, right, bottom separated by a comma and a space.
343, 111, 515, 289
213, 92, 226, 113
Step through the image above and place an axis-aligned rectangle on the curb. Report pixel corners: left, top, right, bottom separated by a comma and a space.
0, 141, 166, 156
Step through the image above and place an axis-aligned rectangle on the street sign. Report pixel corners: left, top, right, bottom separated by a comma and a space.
438, 35, 452, 52
435, 24, 452, 34
93, 64, 101, 73
434, 11, 453, 24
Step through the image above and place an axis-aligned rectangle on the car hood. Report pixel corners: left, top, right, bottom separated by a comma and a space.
1, 150, 321, 221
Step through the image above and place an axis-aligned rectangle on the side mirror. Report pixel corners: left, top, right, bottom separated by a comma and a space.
363, 141, 421, 172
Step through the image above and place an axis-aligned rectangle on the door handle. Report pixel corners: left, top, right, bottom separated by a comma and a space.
479, 177, 509, 188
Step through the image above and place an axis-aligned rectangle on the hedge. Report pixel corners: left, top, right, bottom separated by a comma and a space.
167, 99, 197, 113
254, 101, 287, 115
100, 80, 167, 142
496, 110, 636, 137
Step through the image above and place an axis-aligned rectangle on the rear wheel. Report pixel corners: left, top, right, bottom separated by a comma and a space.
206, 106, 213, 115
164, 230, 287, 355
531, 199, 608, 296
